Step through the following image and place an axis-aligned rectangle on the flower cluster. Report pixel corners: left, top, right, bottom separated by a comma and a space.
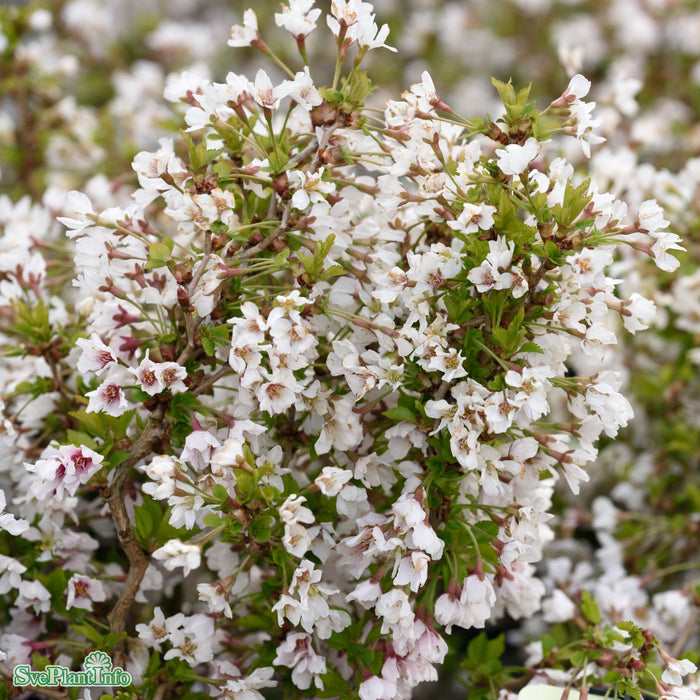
0, 1, 698, 700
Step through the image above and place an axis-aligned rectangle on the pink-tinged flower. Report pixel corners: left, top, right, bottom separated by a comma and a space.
85, 380, 131, 417
280, 495, 315, 524
283, 522, 313, 558
567, 99, 605, 157
0, 489, 28, 535
375, 589, 414, 634
56, 190, 95, 236
0, 554, 27, 594
288, 167, 334, 210
152, 539, 201, 576
447, 202, 496, 234
257, 374, 297, 414
661, 653, 697, 687
410, 620, 448, 665
275, 0, 322, 39
128, 352, 164, 395
638, 199, 669, 233
434, 590, 462, 633
393, 551, 430, 592
651, 232, 685, 272
76, 333, 117, 375
17, 579, 51, 614
359, 675, 397, 700
135, 606, 170, 650
328, 0, 374, 33
314, 466, 353, 496
542, 589, 577, 623
222, 667, 277, 697
66, 574, 107, 611
28, 444, 104, 500
566, 74, 591, 101
164, 614, 215, 665
228, 9, 259, 47
180, 429, 221, 471
496, 137, 540, 176
284, 67, 323, 109
273, 633, 326, 691
459, 574, 496, 627
250, 69, 292, 111
410, 71, 441, 112
621, 293, 656, 333
155, 362, 188, 393
352, 18, 395, 52
346, 579, 382, 608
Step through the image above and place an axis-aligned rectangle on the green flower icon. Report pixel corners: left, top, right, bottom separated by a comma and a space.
83, 650, 113, 673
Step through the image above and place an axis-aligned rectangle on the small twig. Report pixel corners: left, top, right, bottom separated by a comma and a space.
286, 136, 320, 169
236, 200, 293, 261
188, 230, 213, 295
192, 364, 233, 396
433, 381, 451, 402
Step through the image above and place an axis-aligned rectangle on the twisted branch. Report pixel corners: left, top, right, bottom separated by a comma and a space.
105, 407, 165, 666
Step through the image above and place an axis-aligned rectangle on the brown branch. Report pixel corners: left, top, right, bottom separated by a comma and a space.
105, 406, 166, 667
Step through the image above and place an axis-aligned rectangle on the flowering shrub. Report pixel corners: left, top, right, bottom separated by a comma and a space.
0, 2, 699, 700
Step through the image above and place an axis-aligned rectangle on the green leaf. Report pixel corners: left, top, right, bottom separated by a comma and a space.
491, 77, 516, 107
134, 504, 156, 543
144, 238, 175, 270
616, 620, 646, 647
299, 234, 336, 282
541, 633, 555, 655
518, 341, 543, 354
211, 484, 229, 502
72, 623, 104, 647
212, 159, 232, 181
544, 239, 561, 264
382, 406, 417, 424
69, 409, 109, 438
171, 662, 199, 682
474, 520, 499, 538
31, 654, 51, 672
220, 518, 243, 543
317, 670, 353, 698
341, 70, 375, 108
200, 335, 215, 356
41, 567, 67, 599
106, 450, 130, 468
145, 651, 162, 677
320, 264, 345, 280
130, 388, 152, 403
65, 430, 99, 451
581, 589, 601, 625
318, 88, 344, 106
202, 513, 223, 528
347, 642, 374, 666
249, 514, 274, 543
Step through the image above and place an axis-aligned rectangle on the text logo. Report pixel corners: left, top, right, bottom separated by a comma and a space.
13, 651, 132, 688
